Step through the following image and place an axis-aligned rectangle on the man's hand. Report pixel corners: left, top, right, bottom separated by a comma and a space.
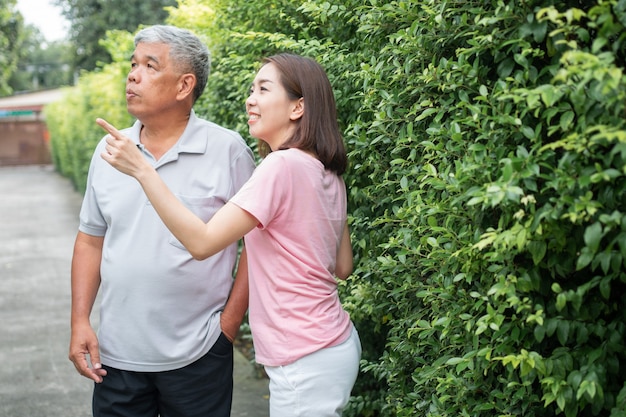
68, 323, 107, 383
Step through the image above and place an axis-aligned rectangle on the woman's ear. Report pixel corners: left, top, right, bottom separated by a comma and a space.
289, 97, 304, 121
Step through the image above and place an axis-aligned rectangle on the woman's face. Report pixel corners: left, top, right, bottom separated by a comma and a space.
246, 63, 302, 151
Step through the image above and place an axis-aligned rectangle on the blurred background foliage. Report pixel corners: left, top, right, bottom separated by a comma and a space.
53, 0, 177, 72
0, 0, 176, 95
0, 0, 24, 95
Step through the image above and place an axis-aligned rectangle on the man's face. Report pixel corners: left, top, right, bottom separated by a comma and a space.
126, 42, 182, 120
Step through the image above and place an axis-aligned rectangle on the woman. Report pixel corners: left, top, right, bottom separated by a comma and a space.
99, 53, 361, 416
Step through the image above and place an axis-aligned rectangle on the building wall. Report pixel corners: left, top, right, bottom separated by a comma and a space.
0, 119, 51, 166
0, 89, 64, 166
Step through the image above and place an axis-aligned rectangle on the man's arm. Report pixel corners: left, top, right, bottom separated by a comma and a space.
68, 231, 108, 383
220, 245, 250, 342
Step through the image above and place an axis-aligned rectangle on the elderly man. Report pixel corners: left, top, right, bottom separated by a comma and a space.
68, 25, 255, 417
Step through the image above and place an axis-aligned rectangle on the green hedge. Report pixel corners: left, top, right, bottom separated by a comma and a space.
45, 31, 133, 192
46, 0, 626, 415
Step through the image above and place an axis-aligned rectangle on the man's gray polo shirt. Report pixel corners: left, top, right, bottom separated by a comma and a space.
78, 111, 255, 372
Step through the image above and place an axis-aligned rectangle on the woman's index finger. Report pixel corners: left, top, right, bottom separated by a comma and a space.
96, 118, 122, 138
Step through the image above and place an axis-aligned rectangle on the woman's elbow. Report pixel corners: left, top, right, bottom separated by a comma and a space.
335, 262, 353, 280
188, 244, 213, 260
190, 251, 210, 261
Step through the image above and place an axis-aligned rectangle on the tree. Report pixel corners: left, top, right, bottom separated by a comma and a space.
54, 0, 177, 71
9, 25, 74, 93
0, 0, 24, 95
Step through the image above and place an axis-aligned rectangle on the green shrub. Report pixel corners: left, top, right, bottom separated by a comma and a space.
341, 0, 626, 415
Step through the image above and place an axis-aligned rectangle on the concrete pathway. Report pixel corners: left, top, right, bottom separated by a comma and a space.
0, 165, 269, 417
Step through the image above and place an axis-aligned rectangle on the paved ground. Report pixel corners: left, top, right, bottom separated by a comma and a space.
0, 165, 269, 417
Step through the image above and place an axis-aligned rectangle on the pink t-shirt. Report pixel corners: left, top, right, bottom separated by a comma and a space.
230, 148, 353, 366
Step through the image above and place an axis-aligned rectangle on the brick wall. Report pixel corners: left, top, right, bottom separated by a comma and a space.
0, 119, 51, 166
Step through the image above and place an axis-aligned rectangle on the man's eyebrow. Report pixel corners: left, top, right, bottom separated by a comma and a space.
129, 53, 161, 65
146, 55, 160, 64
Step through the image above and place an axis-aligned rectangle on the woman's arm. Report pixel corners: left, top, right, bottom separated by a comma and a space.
97, 118, 258, 259
335, 222, 354, 280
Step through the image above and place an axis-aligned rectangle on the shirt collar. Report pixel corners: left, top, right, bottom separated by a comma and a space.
130, 109, 208, 158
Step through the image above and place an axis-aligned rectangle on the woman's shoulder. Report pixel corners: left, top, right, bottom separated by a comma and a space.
264, 148, 321, 167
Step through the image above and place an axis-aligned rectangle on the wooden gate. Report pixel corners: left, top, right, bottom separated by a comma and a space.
0, 90, 63, 166
0, 113, 51, 165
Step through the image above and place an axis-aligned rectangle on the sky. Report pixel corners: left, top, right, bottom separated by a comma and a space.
16, 0, 69, 42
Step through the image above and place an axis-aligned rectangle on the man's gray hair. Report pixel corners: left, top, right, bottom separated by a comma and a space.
134, 25, 210, 103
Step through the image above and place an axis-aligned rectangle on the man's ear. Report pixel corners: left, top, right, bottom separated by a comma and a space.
289, 97, 304, 121
177, 74, 196, 101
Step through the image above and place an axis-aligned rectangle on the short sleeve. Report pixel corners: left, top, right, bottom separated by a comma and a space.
229, 152, 288, 229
